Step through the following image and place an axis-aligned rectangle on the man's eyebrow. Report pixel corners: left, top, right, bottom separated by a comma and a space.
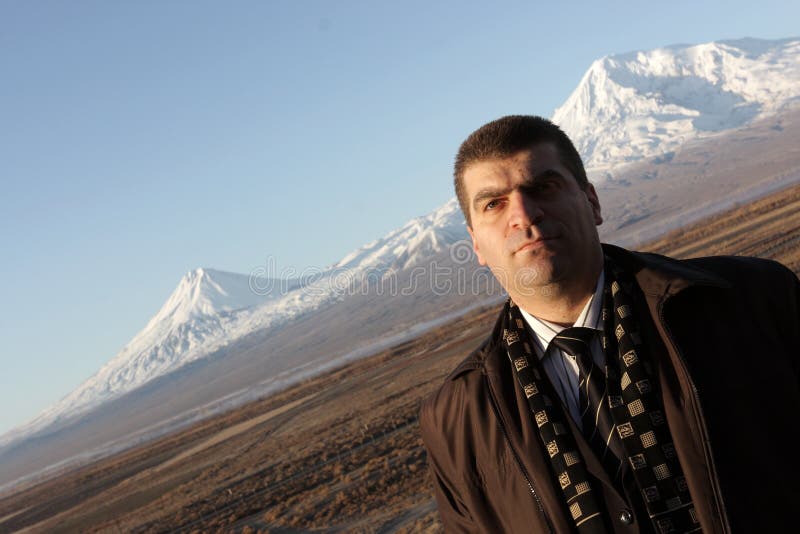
472, 186, 513, 211
529, 168, 566, 182
471, 169, 568, 210
517, 169, 569, 191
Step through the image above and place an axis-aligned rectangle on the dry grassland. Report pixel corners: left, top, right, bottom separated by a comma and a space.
1, 183, 798, 533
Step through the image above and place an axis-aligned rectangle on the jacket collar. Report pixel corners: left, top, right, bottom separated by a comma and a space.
448, 244, 732, 381
602, 243, 731, 298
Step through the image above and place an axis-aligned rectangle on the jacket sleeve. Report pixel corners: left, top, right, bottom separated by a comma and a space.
419, 390, 481, 533
770, 260, 800, 385
791, 267, 800, 385
760, 259, 800, 386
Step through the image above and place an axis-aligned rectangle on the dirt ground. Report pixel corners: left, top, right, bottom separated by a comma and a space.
1, 182, 798, 533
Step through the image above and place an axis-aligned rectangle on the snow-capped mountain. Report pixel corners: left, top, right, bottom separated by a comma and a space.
2, 36, 799, 468
0, 269, 271, 446
553, 37, 800, 177
0, 201, 470, 449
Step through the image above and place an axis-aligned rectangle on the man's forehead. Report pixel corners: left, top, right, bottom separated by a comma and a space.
463, 144, 564, 191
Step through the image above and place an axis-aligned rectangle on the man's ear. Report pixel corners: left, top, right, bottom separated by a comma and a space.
467, 225, 487, 266
584, 183, 603, 225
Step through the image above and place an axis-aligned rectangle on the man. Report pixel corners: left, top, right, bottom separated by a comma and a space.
419, 115, 800, 533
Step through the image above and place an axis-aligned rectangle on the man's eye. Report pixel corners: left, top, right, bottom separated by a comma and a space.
484, 199, 501, 211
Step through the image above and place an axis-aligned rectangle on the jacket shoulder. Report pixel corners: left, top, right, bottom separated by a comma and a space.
683, 254, 797, 283
419, 339, 489, 433
610, 242, 798, 292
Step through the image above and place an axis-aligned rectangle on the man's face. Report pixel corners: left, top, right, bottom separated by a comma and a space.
464, 143, 603, 303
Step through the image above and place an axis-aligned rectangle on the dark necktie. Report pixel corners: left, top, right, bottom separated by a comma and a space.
551, 327, 624, 483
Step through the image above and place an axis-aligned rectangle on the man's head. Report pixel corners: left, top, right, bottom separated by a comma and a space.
455, 115, 603, 314
455, 115, 588, 227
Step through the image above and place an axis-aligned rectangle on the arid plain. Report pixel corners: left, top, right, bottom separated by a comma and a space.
1, 182, 798, 534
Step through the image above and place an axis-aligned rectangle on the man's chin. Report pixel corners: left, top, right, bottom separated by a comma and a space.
500, 261, 557, 298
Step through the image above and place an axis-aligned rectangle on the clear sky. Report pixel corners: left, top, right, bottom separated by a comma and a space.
1, 0, 798, 435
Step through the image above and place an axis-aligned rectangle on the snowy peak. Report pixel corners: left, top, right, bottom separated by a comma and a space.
331, 198, 468, 272
149, 268, 268, 327
553, 37, 800, 176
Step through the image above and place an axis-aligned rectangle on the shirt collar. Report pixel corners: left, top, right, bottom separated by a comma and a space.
518, 270, 605, 360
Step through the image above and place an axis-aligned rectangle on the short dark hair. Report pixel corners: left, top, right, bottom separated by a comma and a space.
454, 115, 588, 226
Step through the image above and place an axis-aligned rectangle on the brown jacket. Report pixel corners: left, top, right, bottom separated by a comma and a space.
420, 245, 800, 533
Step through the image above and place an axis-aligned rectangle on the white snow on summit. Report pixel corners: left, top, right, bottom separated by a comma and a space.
154, 268, 271, 324
553, 37, 800, 177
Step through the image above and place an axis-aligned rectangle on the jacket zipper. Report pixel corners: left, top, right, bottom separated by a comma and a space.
485, 373, 555, 534
658, 301, 731, 534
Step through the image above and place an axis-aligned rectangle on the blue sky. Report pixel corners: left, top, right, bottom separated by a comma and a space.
1, 0, 798, 434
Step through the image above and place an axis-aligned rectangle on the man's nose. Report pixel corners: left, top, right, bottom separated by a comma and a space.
507, 191, 543, 228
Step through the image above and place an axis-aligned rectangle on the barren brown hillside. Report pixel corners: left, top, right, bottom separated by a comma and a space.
1, 183, 798, 534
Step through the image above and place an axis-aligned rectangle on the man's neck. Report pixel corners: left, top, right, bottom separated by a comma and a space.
514, 272, 602, 327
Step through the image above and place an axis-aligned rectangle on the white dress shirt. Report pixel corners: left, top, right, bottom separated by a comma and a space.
518, 271, 605, 430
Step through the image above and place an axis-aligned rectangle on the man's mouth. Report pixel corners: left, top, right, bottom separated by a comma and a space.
514, 237, 556, 254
